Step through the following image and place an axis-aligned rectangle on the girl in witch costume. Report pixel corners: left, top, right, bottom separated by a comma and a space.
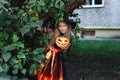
34, 20, 72, 80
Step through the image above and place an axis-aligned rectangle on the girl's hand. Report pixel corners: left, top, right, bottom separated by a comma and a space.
61, 43, 71, 52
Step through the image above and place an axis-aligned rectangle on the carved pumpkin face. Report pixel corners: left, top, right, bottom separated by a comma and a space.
55, 36, 70, 48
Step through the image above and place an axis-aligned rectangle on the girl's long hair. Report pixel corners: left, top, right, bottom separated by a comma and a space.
49, 20, 72, 46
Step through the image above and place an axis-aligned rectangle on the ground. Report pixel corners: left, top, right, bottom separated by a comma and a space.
64, 55, 120, 80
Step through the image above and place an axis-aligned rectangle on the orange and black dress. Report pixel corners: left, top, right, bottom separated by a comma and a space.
34, 44, 64, 80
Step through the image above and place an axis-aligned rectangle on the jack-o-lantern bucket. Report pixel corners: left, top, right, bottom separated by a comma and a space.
55, 36, 70, 48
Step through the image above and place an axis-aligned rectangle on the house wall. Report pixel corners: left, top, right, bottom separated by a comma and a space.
74, 0, 120, 28
72, 0, 120, 38
95, 30, 120, 38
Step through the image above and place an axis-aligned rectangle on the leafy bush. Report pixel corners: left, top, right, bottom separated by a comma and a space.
0, 0, 65, 79
0, 0, 83, 79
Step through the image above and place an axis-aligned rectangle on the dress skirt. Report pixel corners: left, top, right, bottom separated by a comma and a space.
34, 46, 63, 80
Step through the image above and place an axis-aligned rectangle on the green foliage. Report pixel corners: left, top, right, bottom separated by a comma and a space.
0, 0, 67, 79
27, 0, 64, 21
0, 0, 82, 79
72, 27, 83, 39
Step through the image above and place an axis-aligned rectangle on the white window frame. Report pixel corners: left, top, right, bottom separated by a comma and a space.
82, 0, 105, 8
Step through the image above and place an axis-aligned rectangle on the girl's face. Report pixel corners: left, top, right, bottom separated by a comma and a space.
58, 22, 69, 34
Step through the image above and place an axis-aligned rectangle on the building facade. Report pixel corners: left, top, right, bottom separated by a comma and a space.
73, 0, 120, 38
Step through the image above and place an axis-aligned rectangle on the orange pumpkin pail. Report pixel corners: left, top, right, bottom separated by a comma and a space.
55, 36, 70, 48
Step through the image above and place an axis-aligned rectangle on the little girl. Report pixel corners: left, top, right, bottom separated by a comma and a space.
34, 20, 72, 80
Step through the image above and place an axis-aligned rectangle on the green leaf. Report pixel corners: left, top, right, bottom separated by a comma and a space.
10, 76, 18, 80
29, 3, 36, 8
55, 1, 60, 9
2, 63, 9, 73
22, 15, 28, 23
33, 54, 45, 63
49, 3, 54, 8
12, 34, 19, 42
33, 48, 45, 54
28, 22, 39, 28
43, 39, 49, 45
16, 42, 24, 48
37, 5, 42, 12
25, 21, 43, 28
17, 9, 24, 15
9, 57, 17, 66
20, 27, 30, 36
18, 62, 23, 69
0, 65, 3, 72
46, 35, 52, 39
12, 69, 18, 75
28, 0, 36, 4
29, 64, 36, 75
0, 58, 3, 64
21, 58, 26, 65
5, 19, 12, 26
0, 32, 9, 40
7, 15, 18, 20
17, 51, 26, 58
60, 1, 64, 9
0, 74, 10, 80
55, 3, 59, 8
36, 20, 43, 27
21, 68, 26, 75
0, 0, 8, 4
2, 52, 11, 62
12, 65, 19, 74
3, 44, 16, 52
38, 1, 45, 6
4, 32, 9, 40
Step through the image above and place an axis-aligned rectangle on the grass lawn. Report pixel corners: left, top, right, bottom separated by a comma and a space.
64, 39, 120, 80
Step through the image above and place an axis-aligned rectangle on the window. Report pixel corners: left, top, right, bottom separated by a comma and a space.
82, 0, 104, 8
